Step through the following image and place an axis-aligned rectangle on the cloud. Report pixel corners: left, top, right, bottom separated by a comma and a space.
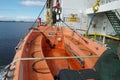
0, 16, 12, 21
20, 0, 45, 6
0, 16, 35, 21
16, 16, 35, 21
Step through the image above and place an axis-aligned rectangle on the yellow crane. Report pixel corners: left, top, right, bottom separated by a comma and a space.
92, 0, 101, 13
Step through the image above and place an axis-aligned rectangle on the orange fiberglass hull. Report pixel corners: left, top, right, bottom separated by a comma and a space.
5, 26, 107, 80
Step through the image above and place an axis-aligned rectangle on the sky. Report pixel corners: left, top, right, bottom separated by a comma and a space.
0, 0, 46, 21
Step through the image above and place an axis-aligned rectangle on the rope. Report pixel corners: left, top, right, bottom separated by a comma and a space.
85, 0, 101, 37
86, 13, 96, 36
11, 56, 99, 65
32, 60, 50, 74
31, 51, 50, 74
61, 19, 75, 31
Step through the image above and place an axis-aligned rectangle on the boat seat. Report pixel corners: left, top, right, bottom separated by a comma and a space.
55, 69, 100, 80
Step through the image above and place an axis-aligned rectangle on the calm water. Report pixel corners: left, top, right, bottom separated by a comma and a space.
0, 22, 120, 80
0, 22, 34, 67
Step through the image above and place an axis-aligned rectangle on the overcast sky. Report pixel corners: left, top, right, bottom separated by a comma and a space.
0, 0, 46, 21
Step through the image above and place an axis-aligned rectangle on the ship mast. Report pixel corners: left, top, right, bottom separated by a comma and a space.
46, 0, 54, 26
46, 0, 61, 26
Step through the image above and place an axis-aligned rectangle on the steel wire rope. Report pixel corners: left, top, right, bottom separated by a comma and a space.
60, 19, 94, 54
60, 19, 89, 44
30, 0, 47, 28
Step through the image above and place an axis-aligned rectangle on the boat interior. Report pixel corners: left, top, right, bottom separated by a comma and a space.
10, 26, 106, 80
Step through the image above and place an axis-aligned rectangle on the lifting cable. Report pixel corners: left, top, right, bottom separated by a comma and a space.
30, 0, 47, 28
30, 0, 55, 49
60, 19, 89, 44
86, 0, 100, 37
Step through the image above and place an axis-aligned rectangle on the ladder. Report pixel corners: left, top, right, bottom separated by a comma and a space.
105, 11, 120, 38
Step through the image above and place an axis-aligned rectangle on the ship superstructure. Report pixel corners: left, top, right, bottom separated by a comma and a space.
60, 0, 120, 41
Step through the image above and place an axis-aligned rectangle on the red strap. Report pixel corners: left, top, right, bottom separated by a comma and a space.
52, 0, 60, 9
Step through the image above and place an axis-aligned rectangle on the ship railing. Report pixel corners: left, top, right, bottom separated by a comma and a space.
114, 9, 120, 20
101, 0, 119, 5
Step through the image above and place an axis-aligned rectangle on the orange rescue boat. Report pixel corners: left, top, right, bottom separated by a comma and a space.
3, 26, 107, 80
3, 0, 107, 80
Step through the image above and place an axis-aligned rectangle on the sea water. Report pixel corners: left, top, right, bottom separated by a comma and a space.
0, 22, 35, 79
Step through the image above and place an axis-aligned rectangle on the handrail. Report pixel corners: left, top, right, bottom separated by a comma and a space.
114, 9, 120, 20
101, 0, 118, 5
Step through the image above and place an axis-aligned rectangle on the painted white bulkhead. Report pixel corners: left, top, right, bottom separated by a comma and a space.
60, 0, 120, 35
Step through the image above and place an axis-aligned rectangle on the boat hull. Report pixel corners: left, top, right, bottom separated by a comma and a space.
8, 26, 107, 80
